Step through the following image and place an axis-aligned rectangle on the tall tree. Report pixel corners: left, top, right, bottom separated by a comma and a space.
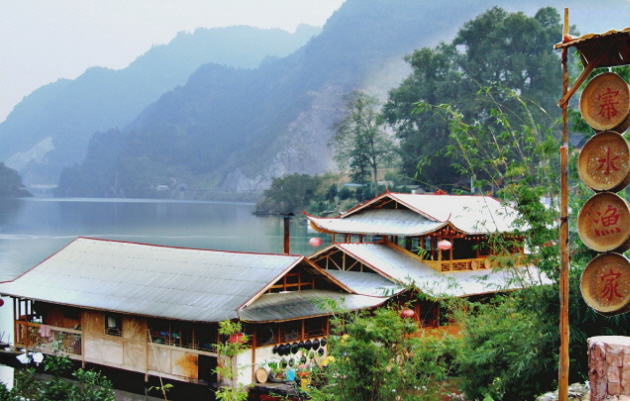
330, 91, 396, 189
382, 6, 562, 191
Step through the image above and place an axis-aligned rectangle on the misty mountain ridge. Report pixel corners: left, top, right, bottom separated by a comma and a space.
0, 24, 320, 186
3, 0, 630, 198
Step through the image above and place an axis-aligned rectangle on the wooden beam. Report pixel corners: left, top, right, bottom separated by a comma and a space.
557, 51, 603, 108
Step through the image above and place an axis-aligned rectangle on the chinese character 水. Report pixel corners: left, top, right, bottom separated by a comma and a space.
596, 147, 620, 176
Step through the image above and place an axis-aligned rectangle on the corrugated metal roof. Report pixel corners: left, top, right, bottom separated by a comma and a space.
307, 193, 522, 236
333, 243, 550, 298
324, 270, 403, 297
0, 237, 307, 322
238, 289, 388, 322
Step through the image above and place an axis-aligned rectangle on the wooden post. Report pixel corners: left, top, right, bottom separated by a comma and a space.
588, 336, 630, 400
282, 213, 293, 254
558, 8, 570, 401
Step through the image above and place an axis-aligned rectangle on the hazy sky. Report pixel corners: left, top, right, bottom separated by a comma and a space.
0, 0, 346, 123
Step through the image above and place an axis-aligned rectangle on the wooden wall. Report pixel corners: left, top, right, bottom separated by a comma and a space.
82, 310, 147, 373
37, 304, 220, 384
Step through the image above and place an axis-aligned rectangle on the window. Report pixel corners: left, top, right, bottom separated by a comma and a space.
195, 323, 218, 351
281, 321, 300, 342
149, 320, 197, 348
105, 315, 122, 336
305, 317, 326, 338
256, 325, 275, 346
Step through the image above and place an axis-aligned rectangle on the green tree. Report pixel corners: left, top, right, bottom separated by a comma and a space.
451, 294, 557, 401
309, 307, 453, 401
330, 91, 396, 189
258, 173, 323, 214
382, 7, 562, 191
214, 320, 249, 401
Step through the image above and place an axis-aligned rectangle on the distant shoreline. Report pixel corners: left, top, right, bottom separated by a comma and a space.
9, 197, 258, 206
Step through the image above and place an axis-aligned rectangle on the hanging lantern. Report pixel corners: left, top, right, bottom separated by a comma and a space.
309, 237, 323, 247
400, 308, 415, 318
438, 240, 452, 250
229, 332, 246, 344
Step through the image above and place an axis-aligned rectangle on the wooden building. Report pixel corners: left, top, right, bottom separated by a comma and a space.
0, 237, 387, 387
306, 191, 549, 329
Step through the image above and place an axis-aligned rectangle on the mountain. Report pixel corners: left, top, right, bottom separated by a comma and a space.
0, 24, 320, 186
11, 0, 630, 199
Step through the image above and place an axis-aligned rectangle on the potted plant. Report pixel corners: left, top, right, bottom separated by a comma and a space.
296, 363, 311, 389
267, 361, 284, 382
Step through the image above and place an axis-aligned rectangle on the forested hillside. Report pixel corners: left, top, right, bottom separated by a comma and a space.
53, 0, 536, 198
0, 25, 320, 186
0, 163, 30, 198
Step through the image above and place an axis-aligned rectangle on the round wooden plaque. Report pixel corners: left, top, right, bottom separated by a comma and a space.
255, 367, 269, 383
580, 72, 630, 132
580, 252, 630, 316
577, 192, 630, 253
577, 131, 630, 192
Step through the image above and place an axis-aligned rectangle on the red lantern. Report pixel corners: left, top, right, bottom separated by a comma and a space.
309, 237, 323, 247
438, 240, 452, 251
229, 333, 245, 344
400, 308, 415, 318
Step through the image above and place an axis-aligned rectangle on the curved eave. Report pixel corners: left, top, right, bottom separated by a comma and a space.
306, 210, 452, 236
307, 213, 479, 237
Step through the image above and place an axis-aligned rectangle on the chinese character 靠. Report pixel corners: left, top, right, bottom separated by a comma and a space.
601, 268, 623, 302
597, 87, 620, 121
596, 147, 620, 176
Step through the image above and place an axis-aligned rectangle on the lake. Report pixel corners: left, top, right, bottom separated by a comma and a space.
0, 197, 324, 282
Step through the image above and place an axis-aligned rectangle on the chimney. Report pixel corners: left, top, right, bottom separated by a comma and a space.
281, 213, 294, 254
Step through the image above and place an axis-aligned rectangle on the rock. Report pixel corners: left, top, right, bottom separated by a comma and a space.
589, 336, 630, 401
536, 382, 590, 401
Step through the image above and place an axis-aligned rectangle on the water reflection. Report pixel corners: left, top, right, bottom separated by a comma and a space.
0, 198, 327, 281
0, 199, 22, 226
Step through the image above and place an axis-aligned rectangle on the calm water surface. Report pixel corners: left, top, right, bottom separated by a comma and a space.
0, 197, 324, 281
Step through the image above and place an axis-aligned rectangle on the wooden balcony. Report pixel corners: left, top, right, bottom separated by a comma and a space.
15, 321, 82, 356
423, 254, 526, 273
424, 257, 490, 273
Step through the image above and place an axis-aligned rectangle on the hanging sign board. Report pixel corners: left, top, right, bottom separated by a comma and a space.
581, 252, 630, 316
578, 130, 630, 192
580, 72, 630, 133
577, 191, 630, 253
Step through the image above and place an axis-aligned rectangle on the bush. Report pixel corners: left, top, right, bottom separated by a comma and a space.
451, 294, 557, 401
309, 307, 455, 401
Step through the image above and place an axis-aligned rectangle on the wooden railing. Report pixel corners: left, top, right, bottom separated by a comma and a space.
15, 321, 82, 356
424, 255, 526, 273
423, 257, 491, 273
